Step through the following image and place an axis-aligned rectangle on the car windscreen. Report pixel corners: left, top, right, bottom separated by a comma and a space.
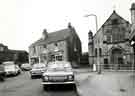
47, 66, 71, 72
33, 64, 45, 69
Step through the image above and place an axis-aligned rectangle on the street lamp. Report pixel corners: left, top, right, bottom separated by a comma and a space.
84, 14, 98, 32
84, 14, 101, 74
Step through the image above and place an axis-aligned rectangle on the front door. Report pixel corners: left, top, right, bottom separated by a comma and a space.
111, 48, 123, 70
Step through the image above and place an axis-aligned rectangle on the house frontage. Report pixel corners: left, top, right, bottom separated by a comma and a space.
0, 43, 28, 65
29, 23, 82, 67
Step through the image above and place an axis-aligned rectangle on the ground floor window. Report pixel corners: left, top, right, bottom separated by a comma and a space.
104, 58, 109, 69
50, 55, 63, 61
30, 57, 39, 64
56, 55, 63, 61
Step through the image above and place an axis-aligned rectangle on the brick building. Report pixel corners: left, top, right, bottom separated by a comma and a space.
88, 10, 134, 70
0, 43, 28, 65
29, 23, 82, 67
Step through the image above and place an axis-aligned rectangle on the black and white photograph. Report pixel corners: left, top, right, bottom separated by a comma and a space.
0, 0, 135, 96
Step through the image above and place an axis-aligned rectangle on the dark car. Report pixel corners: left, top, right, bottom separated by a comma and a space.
21, 63, 32, 71
0, 64, 5, 81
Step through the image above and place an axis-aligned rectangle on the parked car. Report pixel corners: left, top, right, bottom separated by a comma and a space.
41, 61, 76, 90
21, 63, 32, 71
3, 61, 21, 76
0, 64, 5, 81
30, 63, 46, 79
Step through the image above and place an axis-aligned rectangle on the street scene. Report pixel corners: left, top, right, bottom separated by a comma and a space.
0, 71, 78, 96
0, 0, 135, 96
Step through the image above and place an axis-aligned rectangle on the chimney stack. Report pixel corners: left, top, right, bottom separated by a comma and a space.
42, 29, 48, 40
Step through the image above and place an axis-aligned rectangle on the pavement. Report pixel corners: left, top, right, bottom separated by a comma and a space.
74, 68, 135, 96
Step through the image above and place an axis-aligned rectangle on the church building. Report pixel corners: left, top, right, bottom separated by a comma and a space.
88, 10, 133, 70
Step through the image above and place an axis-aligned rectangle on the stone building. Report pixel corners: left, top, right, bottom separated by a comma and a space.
88, 10, 134, 70
29, 23, 82, 66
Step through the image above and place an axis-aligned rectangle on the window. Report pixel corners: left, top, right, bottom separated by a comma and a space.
99, 48, 102, 56
112, 19, 118, 25
95, 48, 97, 57
51, 55, 55, 61
51, 55, 63, 61
112, 27, 122, 42
0, 47, 4, 51
33, 46, 36, 54
107, 35, 111, 42
56, 55, 63, 61
43, 45, 46, 48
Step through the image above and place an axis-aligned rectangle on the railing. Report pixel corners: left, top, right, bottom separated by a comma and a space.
94, 63, 135, 71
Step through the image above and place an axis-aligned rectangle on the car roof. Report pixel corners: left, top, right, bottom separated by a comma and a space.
3, 61, 15, 65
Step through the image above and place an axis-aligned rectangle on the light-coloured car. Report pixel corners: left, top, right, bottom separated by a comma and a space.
21, 63, 32, 71
3, 61, 21, 76
0, 64, 5, 81
41, 61, 76, 90
30, 63, 46, 79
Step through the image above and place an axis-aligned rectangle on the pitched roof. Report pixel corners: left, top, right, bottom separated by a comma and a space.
30, 28, 73, 47
94, 10, 130, 37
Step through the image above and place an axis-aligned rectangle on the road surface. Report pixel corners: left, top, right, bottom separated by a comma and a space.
0, 71, 78, 96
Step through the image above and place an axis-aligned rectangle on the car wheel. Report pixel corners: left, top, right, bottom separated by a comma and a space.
43, 85, 49, 91
72, 84, 77, 91
31, 76, 34, 79
0, 76, 5, 82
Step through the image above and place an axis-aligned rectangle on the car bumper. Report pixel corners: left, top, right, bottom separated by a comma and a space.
31, 73, 42, 76
41, 81, 75, 85
5, 71, 16, 75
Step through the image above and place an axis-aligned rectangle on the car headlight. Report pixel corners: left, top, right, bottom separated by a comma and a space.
68, 75, 74, 81
42, 76, 49, 81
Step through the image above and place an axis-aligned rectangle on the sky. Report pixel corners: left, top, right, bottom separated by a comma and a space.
0, 0, 134, 52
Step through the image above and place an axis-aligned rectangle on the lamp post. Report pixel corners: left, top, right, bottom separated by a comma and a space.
130, 40, 135, 72
84, 14, 101, 74
84, 14, 98, 32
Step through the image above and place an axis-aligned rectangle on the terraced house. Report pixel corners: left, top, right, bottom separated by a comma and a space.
29, 23, 82, 67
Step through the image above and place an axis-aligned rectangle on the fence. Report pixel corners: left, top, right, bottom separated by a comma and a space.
95, 63, 135, 71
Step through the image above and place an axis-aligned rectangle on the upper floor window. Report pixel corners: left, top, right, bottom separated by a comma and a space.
107, 35, 111, 42
112, 19, 118, 25
33, 46, 36, 54
43, 45, 46, 48
0, 47, 4, 51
